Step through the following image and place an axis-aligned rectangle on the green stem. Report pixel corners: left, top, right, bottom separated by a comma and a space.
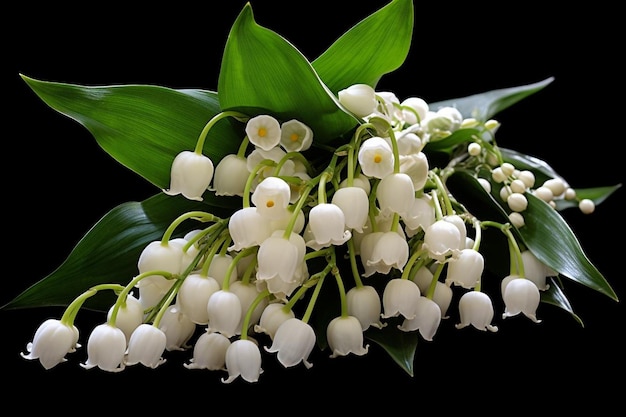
194, 110, 249, 154
222, 246, 258, 291
61, 284, 125, 326
239, 289, 271, 340
161, 211, 219, 244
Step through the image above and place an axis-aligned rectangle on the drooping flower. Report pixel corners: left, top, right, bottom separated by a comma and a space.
331, 185, 370, 233
228, 207, 272, 251
338, 83, 377, 118
212, 154, 250, 197
251, 176, 292, 220
423, 219, 462, 262
21, 318, 80, 370
80, 323, 127, 372
411, 265, 453, 318
327, 315, 369, 358
502, 277, 542, 323
107, 293, 143, 343
256, 231, 305, 284
222, 339, 263, 384
398, 296, 442, 341
265, 317, 316, 369
376, 172, 415, 218
245, 114, 281, 151
520, 250, 553, 290
206, 289, 243, 338
125, 324, 167, 368
346, 285, 385, 331
176, 273, 220, 325
136, 240, 184, 310
254, 302, 295, 339
455, 291, 498, 332
184, 331, 231, 371
367, 231, 409, 274
381, 278, 421, 320
445, 248, 484, 289
230, 280, 269, 332
163, 150, 214, 201
306, 203, 352, 250
158, 304, 196, 351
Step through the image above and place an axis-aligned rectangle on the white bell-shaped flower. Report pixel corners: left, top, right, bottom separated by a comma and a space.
212, 154, 249, 197
445, 248, 484, 289
251, 176, 292, 220
80, 323, 127, 372
331, 186, 369, 233
206, 289, 242, 338
107, 293, 143, 343
398, 296, 442, 340
177, 273, 220, 325
280, 119, 313, 152
502, 277, 542, 323
395, 130, 422, 155
246, 146, 295, 181
411, 266, 453, 318
359, 231, 385, 277
257, 231, 305, 284
399, 152, 429, 191
423, 219, 462, 262
455, 291, 498, 332
327, 315, 369, 358
381, 278, 421, 320
125, 324, 167, 368
403, 194, 436, 237
266, 317, 316, 368
401, 96, 429, 124
228, 207, 272, 251
158, 304, 196, 351
444, 214, 467, 250
521, 250, 552, 290
346, 285, 385, 330
377, 173, 415, 217
306, 203, 352, 250
21, 318, 80, 370
184, 331, 231, 370
357, 136, 394, 179
163, 150, 214, 201
339, 173, 372, 195
222, 339, 263, 384
367, 231, 409, 273
338, 83, 377, 118
136, 240, 184, 309
230, 280, 269, 332
245, 114, 281, 151
254, 302, 296, 339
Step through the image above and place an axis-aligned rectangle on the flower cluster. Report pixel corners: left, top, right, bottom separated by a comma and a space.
21, 82, 597, 383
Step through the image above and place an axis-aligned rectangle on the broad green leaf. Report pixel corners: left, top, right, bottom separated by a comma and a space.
217, 4, 358, 144
21, 75, 243, 190
553, 184, 622, 210
540, 278, 584, 326
365, 318, 417, 376
446, 170, 617, 303
312, 0, 414, 93
424, 127, 481, 154
1, 193, 225, 312
430, 77, 554, 121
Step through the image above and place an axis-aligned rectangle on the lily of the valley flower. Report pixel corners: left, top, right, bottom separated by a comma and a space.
411, 265, 453, 318
338, 83, 377, 118
445, 248, 485, 289
455, 291, 498, 332
163, 150, 214, 201
245, 114, 281, 151
398, 296, 442, 340
206, 289, 242, 338
107, 293, 143, 343
280, 119, 313, 152
251, 176, 292, 220
376, 173, 415, 218
212, 154, 249, 197
177, 273, 220, 325
228, 207, 272, 251
254, 302, 295, 339
306, 203, 352, 250
381, 278, 421, 320
331, 186, 369, 233
184, 331, 231, 370
125, 324, 167, 368
423, 219, 462, 262
21, 318, 79, 370
158, 304, 196, 351
502, 277, 542, 323
80, 323, 127, 372
265, 317, 316, 368
357, 136, 394, 179
222, 339, 263, 384
327, 315, 369, 358
346, 285, 384, 331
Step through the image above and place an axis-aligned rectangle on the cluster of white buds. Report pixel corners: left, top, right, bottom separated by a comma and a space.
22, 83, 593, 383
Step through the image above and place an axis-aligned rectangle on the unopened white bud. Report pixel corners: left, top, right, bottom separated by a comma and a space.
508, 212, 525, 228
533, 186, 554, 203
492, 167, 507, 183
500, 162, 515, 177
510, 179, 527, 194
543, 178, 567, 197
507, 192, 528, 212
517, 170, 535, 188
565, 188, 577, 200
579, 198, 595, 214
477, 178, 491, 193
468, 142, 481, 156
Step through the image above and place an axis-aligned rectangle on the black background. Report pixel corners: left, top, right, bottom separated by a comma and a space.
6, 0, 624, 408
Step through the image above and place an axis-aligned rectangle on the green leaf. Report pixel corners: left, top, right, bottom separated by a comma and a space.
1, 193, 218, 312
540, 278, 584, 326
365, 318, 417, 376
446, 170, 618, 302
312, 0, 414, 93
430, 77, 554, 121
553, 184, 622, 211
21, 75, 243, 190
217, 4, 358, 144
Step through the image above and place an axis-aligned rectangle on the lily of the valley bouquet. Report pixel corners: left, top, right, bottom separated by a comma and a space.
7, 0, 620, 383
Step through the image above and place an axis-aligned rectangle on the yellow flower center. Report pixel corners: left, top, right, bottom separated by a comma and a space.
290, 133, 300, 142
258, 127, 267, 137
374, 154, 382, 163
266, 200, 275, 208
